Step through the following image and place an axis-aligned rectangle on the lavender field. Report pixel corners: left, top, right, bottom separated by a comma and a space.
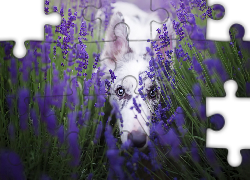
1, 0, 250, 179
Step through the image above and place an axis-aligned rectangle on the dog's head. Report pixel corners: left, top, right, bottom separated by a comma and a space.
100, 11, 176, 150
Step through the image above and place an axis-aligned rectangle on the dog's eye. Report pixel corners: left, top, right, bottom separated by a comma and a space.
116, 87, 125, 96
148, 89, 157, 99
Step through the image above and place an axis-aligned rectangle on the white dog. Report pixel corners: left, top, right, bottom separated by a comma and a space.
97, 2, 176, 150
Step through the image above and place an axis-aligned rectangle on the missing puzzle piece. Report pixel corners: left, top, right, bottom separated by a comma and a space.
206, 0, 250, 41
206, 79, 250, 167
0, 0, 61, 58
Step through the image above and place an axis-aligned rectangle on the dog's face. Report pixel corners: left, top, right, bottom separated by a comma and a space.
109, 53, 161, 150
100, 11, 175, 150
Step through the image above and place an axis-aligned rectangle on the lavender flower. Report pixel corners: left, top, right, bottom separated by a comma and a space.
57, 125, 65, 145
192, 56, 203, 75
205, 148, 217, 165
77, 108, 91, 127
19, 50, 34, 81
94, 121, 103, 144
53, 6, 58, 12
18, 88, 30, 130
191, 141, 200, 162
204, 58, 228, 82
0, 149, 26, 180
87, 173, 93, 180
45, 112, 57, 136
148, 141, 161, 171
210, 114, 225, 130
92, 53, 100, 68
8, 122, 15, 140
106, 149, 125, 180
9, 57, 17, 84
105, 124, 125, 180
3, 42, 13, 60
44, 7, 49, 15
66, 78, 79, 110
67, 112, 80, 167
102, 0, 115, 31
105, 124, 117, 149
109, 69, 117, 83
132, 98, 141, 114
45, 0, 49, 6
211, 4, 224, 19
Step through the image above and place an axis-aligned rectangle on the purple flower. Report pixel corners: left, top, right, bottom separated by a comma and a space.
52, 80, 66, 108
205, 148, 217, 165
8, 122, 15, 140
191, 141, 200, 162
0, 149, 26, 180
197, 104, 206, 120
148, 141, 161, 171
18, 88, 30, 130
94, 121, 103, 144
210, 114, 225, 130
9, 58, 17, 84
92, 53, 100, 68
105, 125, 117, 149
44, 7, 49, 14
87, 173, 93, 180
19, 50, 34, 81
169, 145, 182, 160
66, 78, 79, 110
6, 94, 15, 113
165, 128, 180, 148
3, 42, 13, 60
175, 107, 185, 127
106, 149, 125, 180
94, 80, 107, 108
204, 58, 228, 82
67, 112, 80, 167
78, 108, 91, 126
53, 6, 58, 12
57, 125, 65, 145
105, 124, 125, 180
187, 94, 196, 109
193, 56, 203, 75
213, 4, 224, 19
133, 98, 141, 114
146, 47, 154, 56
139, 151, 149, 161
102, 0, 114, 31
45, 111, 57, 136
83, 79, 92, 96
193, 83, 202, 102
150, 121, 168, 146
109, 69, 117, 83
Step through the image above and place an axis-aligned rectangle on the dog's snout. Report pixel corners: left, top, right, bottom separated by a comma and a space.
127, 131, 147, 148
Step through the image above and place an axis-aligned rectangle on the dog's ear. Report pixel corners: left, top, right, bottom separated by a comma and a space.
101, 12, 130, 63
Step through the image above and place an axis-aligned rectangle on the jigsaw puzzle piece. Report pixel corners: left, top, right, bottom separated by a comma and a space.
206, 80, 250, 167
206, 0, 250, 41
88, 0, 175, 44
0, 0, 61, 58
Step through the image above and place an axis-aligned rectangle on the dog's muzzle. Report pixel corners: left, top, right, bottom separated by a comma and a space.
127, 130, 147, 148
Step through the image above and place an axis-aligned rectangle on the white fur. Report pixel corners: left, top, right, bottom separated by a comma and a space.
96, 2, 176, 150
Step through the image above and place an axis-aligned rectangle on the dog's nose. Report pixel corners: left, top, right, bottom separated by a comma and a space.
127, 131, 147, 148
